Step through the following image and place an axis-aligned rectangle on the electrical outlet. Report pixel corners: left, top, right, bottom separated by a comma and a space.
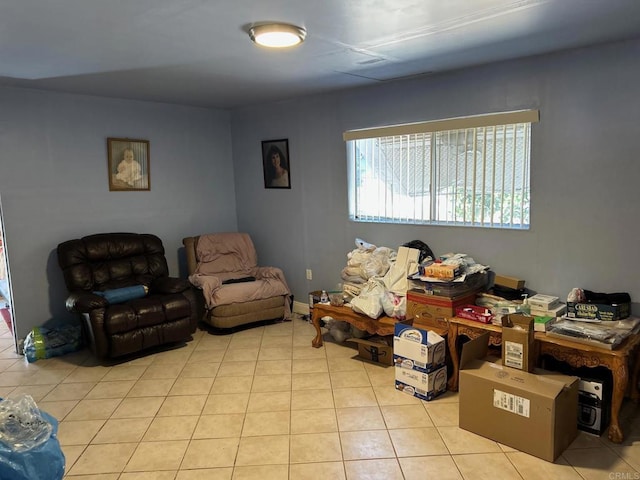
306, 269, 312, 280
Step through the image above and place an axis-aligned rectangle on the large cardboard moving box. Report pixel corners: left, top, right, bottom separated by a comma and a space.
459, 334, 579, 462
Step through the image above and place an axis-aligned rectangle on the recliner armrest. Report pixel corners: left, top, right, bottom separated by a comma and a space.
151, 276, 191, 294
66, 291, 108, 313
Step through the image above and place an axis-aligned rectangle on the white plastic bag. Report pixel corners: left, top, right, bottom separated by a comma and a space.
342, 238, 396, 283
350, 279, 386, 319
381, 292, 407, 319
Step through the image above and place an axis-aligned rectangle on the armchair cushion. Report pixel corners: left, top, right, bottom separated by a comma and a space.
93, 285, 148, 304
194, 232, 258, 275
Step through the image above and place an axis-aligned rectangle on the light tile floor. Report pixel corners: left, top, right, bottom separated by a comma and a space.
0, 316, 639, 480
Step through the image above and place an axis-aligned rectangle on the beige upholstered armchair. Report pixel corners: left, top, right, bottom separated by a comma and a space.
183, 233, 291, 330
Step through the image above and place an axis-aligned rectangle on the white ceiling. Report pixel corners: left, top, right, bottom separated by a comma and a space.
1, 0, 639, 109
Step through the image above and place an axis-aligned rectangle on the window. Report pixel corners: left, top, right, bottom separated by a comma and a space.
344, 110, 539, 229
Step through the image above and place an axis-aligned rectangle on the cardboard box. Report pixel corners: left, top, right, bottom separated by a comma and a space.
527, 294, 561, 310
348, 337, 393, 366
459, 333, 579, 462
393, 324, 446, 373
408, 271, 489, 297
422, 263, 460, 280
501, 314, 535, 372
395, 365, 447, 401
566, 302, 630, 321
406, 290, 479, 322
455, 304, 494, 324
494, 274, 525, 290
530, 303, 566, 318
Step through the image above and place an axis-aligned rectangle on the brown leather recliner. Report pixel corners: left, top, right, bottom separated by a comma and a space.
57, 233, 198, 359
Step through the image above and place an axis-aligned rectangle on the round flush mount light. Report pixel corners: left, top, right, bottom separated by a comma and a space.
249, 23, 306, 48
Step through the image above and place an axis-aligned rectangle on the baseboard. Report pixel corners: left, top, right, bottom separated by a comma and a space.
292, 300, 310, 316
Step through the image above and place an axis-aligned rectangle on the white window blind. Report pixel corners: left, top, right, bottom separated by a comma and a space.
344, 110, 538, 229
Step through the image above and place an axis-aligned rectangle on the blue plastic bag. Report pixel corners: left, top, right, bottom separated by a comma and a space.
0, 396, 65, 480
23, 324, 82, 363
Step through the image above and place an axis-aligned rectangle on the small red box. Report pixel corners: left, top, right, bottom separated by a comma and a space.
455, 305, 494, 323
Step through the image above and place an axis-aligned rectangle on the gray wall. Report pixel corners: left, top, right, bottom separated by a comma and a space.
231, 38, 640, 310
0, 88, 237, 341
2, 37, 639, 348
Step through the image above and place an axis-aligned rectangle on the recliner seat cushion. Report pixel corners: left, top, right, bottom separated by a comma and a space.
210, 296, 285, 317
104, 294, 192, 335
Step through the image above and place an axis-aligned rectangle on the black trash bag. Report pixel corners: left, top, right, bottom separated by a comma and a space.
583, 290, 631, 305
402, 240, 435, 263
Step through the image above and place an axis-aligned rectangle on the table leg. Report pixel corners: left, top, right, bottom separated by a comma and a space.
608, 356, 628, 444
631, 346, 640, 403
311, 309, 323, 348
448, 324, 460, 392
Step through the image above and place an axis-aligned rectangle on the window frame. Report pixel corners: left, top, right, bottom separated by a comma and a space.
344, 110, 539, 230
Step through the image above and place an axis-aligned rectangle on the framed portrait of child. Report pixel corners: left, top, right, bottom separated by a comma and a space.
107, 138, 151, 191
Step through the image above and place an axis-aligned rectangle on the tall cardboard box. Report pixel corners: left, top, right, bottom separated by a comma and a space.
459, 333, 579, 462
393, 324, 446, 373
502, 314, 535, 372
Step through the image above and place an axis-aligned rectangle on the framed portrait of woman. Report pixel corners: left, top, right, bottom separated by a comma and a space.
262, 139, 291, 189
107, 138, 151, 191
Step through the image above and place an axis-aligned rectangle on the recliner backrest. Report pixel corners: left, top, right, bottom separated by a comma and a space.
57, 233, 169, 292
193, 233, 258, 275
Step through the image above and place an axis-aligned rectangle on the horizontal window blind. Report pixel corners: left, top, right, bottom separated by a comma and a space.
344, 110, 539, 141
345, 110, 538, 229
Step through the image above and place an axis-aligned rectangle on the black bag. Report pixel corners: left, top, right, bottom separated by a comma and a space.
402, 240, 435, 263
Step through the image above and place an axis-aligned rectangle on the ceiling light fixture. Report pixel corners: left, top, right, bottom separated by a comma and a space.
249, 23, 306, 48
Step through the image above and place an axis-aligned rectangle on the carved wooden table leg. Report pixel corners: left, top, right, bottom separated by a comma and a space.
311, 308, 324, 348
608, 356, 628, 443
447, 323, 460, 392
631, 347, 640, 403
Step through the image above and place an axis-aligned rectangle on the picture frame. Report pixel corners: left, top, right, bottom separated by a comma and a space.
107, 138, 150, 191
262, 138, 291, 189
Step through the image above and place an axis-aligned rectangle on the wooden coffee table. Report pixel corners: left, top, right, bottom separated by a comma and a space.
310, 303, 448, 348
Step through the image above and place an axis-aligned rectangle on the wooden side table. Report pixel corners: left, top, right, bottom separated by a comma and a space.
446, 316, 640, 443
536, 332, 640, 444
